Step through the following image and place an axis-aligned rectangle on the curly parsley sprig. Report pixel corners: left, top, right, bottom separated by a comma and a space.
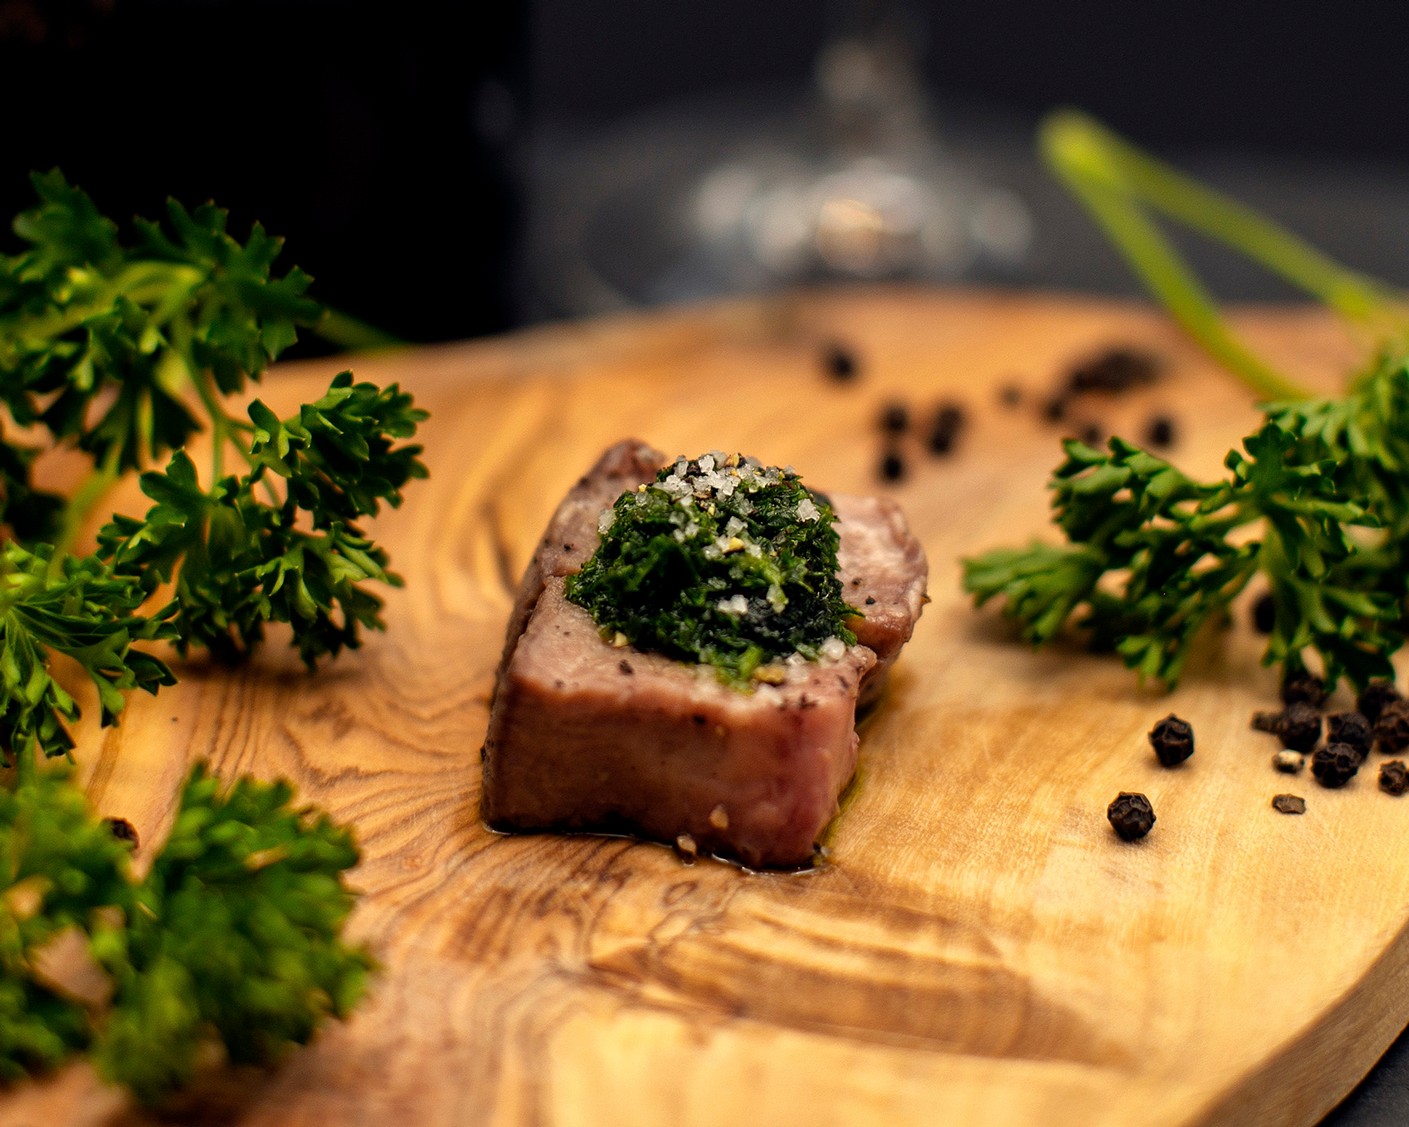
0, 765, 371, 1104
98, 373, 426, 666
965, 362, 1409, 689
0, 541, 175, 766
966, 115, 1409, 692
2, 170, 318, 491
0, 173, 423, 762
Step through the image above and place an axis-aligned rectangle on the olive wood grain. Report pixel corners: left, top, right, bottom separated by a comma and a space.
0, 287, 1396, 1127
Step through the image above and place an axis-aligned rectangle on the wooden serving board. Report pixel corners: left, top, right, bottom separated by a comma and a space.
3, 288, 1403, 1127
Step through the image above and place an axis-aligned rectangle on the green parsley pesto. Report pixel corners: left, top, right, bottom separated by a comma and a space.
564, 452, 857, 685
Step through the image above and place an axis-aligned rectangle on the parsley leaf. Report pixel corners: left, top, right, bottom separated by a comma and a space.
93, 765, 372, 1105
0, 542, 175, 763
0, 175, 390, 1099
0, 769, 133, 1079
0, 174, 423, 764
965, 358, 1409, 690
0, 764, 369, 1103
98, 373, 426, 666
0, 170, 321, 474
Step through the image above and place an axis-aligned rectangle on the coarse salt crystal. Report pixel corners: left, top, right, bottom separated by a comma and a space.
716, 594, 749, 616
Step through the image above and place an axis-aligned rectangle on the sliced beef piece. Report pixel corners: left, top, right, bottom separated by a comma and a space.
482, 441, 928, 867
483, 579, 875, 869
834, 494, 928, 708
493, 438, 664, 691
492, 440, 926, 708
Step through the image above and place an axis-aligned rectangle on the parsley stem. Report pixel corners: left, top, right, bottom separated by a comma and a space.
188, 371, 255, 483
52, 444, 123, 563
1048, 112, 1405, 326
11, 263, 204, 345
315, 308, 404, 351
185, 377, 280, 504
1041, 110, 1348, 402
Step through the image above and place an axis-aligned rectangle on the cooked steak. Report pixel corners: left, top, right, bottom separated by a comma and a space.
493, 438, 664, 690
834, 494, 928, 709
484, 578, 875, 868
482, 440, 927, 868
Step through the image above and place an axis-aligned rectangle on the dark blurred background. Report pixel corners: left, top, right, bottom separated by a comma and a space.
3, 0, 1408, 343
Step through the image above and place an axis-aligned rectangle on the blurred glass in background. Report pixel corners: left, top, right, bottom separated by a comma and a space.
522, 0, 1409, 323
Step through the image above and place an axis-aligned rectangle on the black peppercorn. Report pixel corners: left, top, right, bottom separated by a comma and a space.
1149, 713, 1195, 767
879, 401, 910, 434
1277, 702, 1322, 752
879, 448, 906, 483
1042, 394, 1068, 423
1251, 709, 1282, 734
1281, 671, 1327, 708
998, 383, 1023, 408
1251, 593, 1276, 635
103, 816, 139, 851
1271, 794, 1306, 815
1107, 792, 1156, 841
1358, 680, 1403, 725
1145, 414, 1177, 449
1376, 699, 1409, 754
926, 401, 966, 455
1079, 422, 1104, 447
1067, 346, 1162, 393
1380, 760, 1409, 796
1311, 743, 1360, 788
1327, 711, 1373, 760
821, 341, 859, 381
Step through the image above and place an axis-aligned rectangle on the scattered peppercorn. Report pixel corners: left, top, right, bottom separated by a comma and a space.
1311, 743, 1360, 788
1251, 592, 1276, 635
1271, 794, 1307, 815
1079, 422, 1104, 447
1067, 346, 1162, 393
1380, 761, 1409, 796
926, 428, 953, 456
1281, 671, 1327, 708
879, 401, 909, 434
821, 341, 859, 381
1149, 713, 1195, 767
1327, 711, 1373, 759
1358, 680, 1403, 724
103, 816, 139, 850
997, 383, 1023, 408
1107, 792, 1156, 841
1375, 699, 1409, 754
1278, 702, 1322, 752
926, 400, 966, 455
1273, 750, 1304, 774
1251, 710, 1282, 734
1145, 414, 1177, 449
879, 447, 906, 483
1042, 394, 1068, 423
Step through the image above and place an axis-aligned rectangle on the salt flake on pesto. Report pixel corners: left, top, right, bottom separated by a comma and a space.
564, 452, 859, 685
